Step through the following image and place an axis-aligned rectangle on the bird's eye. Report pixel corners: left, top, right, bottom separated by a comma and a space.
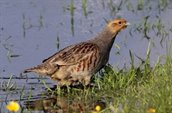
118, 21, 122, 25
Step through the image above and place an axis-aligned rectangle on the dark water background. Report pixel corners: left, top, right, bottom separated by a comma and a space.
0, 0, 172, 112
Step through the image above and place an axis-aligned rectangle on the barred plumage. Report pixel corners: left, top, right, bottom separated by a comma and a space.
24, 18, 130, 86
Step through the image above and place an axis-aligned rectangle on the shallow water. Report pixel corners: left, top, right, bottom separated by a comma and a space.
0, 0, 172, 112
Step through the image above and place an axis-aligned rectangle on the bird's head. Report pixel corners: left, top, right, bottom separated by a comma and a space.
107, 18, 130, 33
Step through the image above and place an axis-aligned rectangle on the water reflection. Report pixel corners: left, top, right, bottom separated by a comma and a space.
24, 90, 106, 113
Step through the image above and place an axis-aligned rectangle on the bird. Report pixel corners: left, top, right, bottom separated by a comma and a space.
24, 18, 130, 87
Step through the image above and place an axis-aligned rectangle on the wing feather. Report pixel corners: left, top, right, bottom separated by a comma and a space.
42, 42, 99, 66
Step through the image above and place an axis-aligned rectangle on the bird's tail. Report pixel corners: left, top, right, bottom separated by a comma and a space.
24, 67, 38, 73
23, 64, 58, 75
23, 64, 47, 75
23, 67, 40, 73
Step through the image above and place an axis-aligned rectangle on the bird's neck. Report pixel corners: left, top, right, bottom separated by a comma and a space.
93, 27, 118, 51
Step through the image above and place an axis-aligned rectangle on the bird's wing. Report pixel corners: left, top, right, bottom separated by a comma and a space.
42, 42, 99, 66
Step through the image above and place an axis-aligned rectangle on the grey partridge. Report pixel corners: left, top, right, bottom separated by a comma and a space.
24, 18, 130, 87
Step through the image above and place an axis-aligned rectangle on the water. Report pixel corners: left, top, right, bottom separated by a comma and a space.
0, 0, 172, 112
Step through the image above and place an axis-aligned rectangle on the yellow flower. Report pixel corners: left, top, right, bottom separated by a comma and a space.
95, 105, 101, 111
6, 101, 20, 112
92, 105, 102, 113
147, 108, 156, 113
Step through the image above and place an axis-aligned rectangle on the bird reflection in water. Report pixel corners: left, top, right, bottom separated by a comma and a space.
24, 90, 106, 113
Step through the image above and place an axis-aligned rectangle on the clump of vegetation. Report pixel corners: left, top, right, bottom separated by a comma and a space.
38, 45, 172, 113
0, 75, 17, 91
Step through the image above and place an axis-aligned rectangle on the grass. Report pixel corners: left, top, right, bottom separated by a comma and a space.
82, 0, 88, 17
5, 62, 171, 112
16, 41, 172, 113
0, 75, 16, 91
137, 0, 144, 10
69, 0, 75, 36
28, 45, 171, 113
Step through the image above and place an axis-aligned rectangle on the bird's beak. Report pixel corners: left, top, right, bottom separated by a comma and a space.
125, 22, 131, 26
122, 22, 130, 30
